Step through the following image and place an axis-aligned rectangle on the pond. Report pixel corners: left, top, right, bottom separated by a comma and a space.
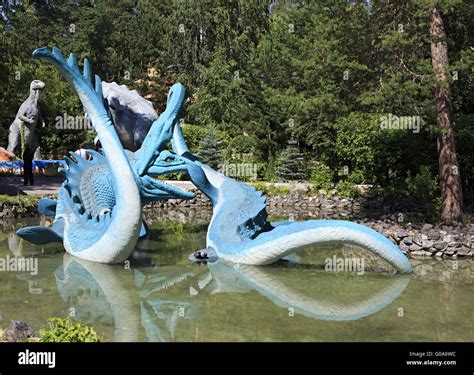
0, 211, 473, 342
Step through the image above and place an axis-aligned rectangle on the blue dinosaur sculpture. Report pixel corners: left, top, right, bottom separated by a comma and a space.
16, 47, 194, 263
17, 47, 412, 273
170, 118, 413, 273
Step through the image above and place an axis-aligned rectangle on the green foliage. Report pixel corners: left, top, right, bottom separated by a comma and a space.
405, 166, 441, 219
39, 317, 100, 343
335, 181, 360, 199
1, 0, 473, 211
249, 182, 291, 196
455, 114, 474, 194
0, 194, 39, 213
262, 156, 276, 182
405, 166, 439, 202
180, 124, 208, 153
309, 162, 333, 190
346, 169, 366, 185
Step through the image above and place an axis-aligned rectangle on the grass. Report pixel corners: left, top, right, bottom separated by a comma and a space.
0, 194, 39, 213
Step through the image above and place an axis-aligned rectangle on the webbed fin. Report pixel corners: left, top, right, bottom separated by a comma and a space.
17, 226, 63, 244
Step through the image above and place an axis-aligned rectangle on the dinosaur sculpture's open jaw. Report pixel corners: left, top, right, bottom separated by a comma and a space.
139, 150, 195, 200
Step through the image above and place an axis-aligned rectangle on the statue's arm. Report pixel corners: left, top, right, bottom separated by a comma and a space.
17, 113, 35, 124
16, 102, 35, 124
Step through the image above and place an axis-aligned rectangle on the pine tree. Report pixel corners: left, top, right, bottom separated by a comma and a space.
276, 140, 306, 182
196, 128, 222, 170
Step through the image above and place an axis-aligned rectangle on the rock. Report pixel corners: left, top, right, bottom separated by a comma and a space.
411, 250, 424, 256
456, 246, 471, 257
421, 223, 433, 231
409, 243, 422, 252
412, 236, 423, 246
1, 321, 37, 342
444, 248, 457, 256
428, 231, 441, 241
395, 231, 409, 239
422, 240, 434, 249
403, 237, 413, 245
399, 242, 410, 254
435, 251, 444, 257
433, 242, 447, 251
443, 235, 452, 243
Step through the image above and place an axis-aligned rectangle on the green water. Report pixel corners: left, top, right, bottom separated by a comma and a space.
0, 213, 472, 342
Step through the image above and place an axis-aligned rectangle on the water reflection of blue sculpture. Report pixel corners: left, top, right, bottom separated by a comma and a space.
54, 255, 410, 342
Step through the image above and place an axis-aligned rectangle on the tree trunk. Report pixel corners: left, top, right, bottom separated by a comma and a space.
430, 6, 463, 224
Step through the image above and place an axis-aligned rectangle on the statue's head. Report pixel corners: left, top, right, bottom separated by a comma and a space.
30, 80, 45, 91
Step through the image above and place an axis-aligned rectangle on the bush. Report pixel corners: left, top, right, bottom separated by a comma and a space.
39, 317, 100, 343
309, 162, 333, 190
405, 166, 439, 202
335, 112, 437, 187
335, 180, 359, 198
405, 166, 441, 220
249, 182, 291, 196
347, 169, 366, 185
181, 124, 208, 152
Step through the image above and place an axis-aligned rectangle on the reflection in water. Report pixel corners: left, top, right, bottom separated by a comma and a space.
214, 263, 411, 321
55, 255, 141, 342
2, 219, 473, 342
55, 256, 410, 342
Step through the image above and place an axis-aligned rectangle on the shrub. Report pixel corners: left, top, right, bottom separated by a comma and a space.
309, 162, 333, 190
405, 165, 441, 219
405, 165, 439, 202
39, 317, 100, 343
249, 182, 291, 196
335, 180, 359, 198
347, 169, 366, 185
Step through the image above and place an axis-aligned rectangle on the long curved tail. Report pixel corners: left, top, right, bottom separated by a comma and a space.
218, 220, 413, 273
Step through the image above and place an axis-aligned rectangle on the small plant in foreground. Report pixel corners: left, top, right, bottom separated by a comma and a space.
39, 317, 100, 343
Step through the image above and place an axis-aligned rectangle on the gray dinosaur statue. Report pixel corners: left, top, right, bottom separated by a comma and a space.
7, 79, 45, 160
